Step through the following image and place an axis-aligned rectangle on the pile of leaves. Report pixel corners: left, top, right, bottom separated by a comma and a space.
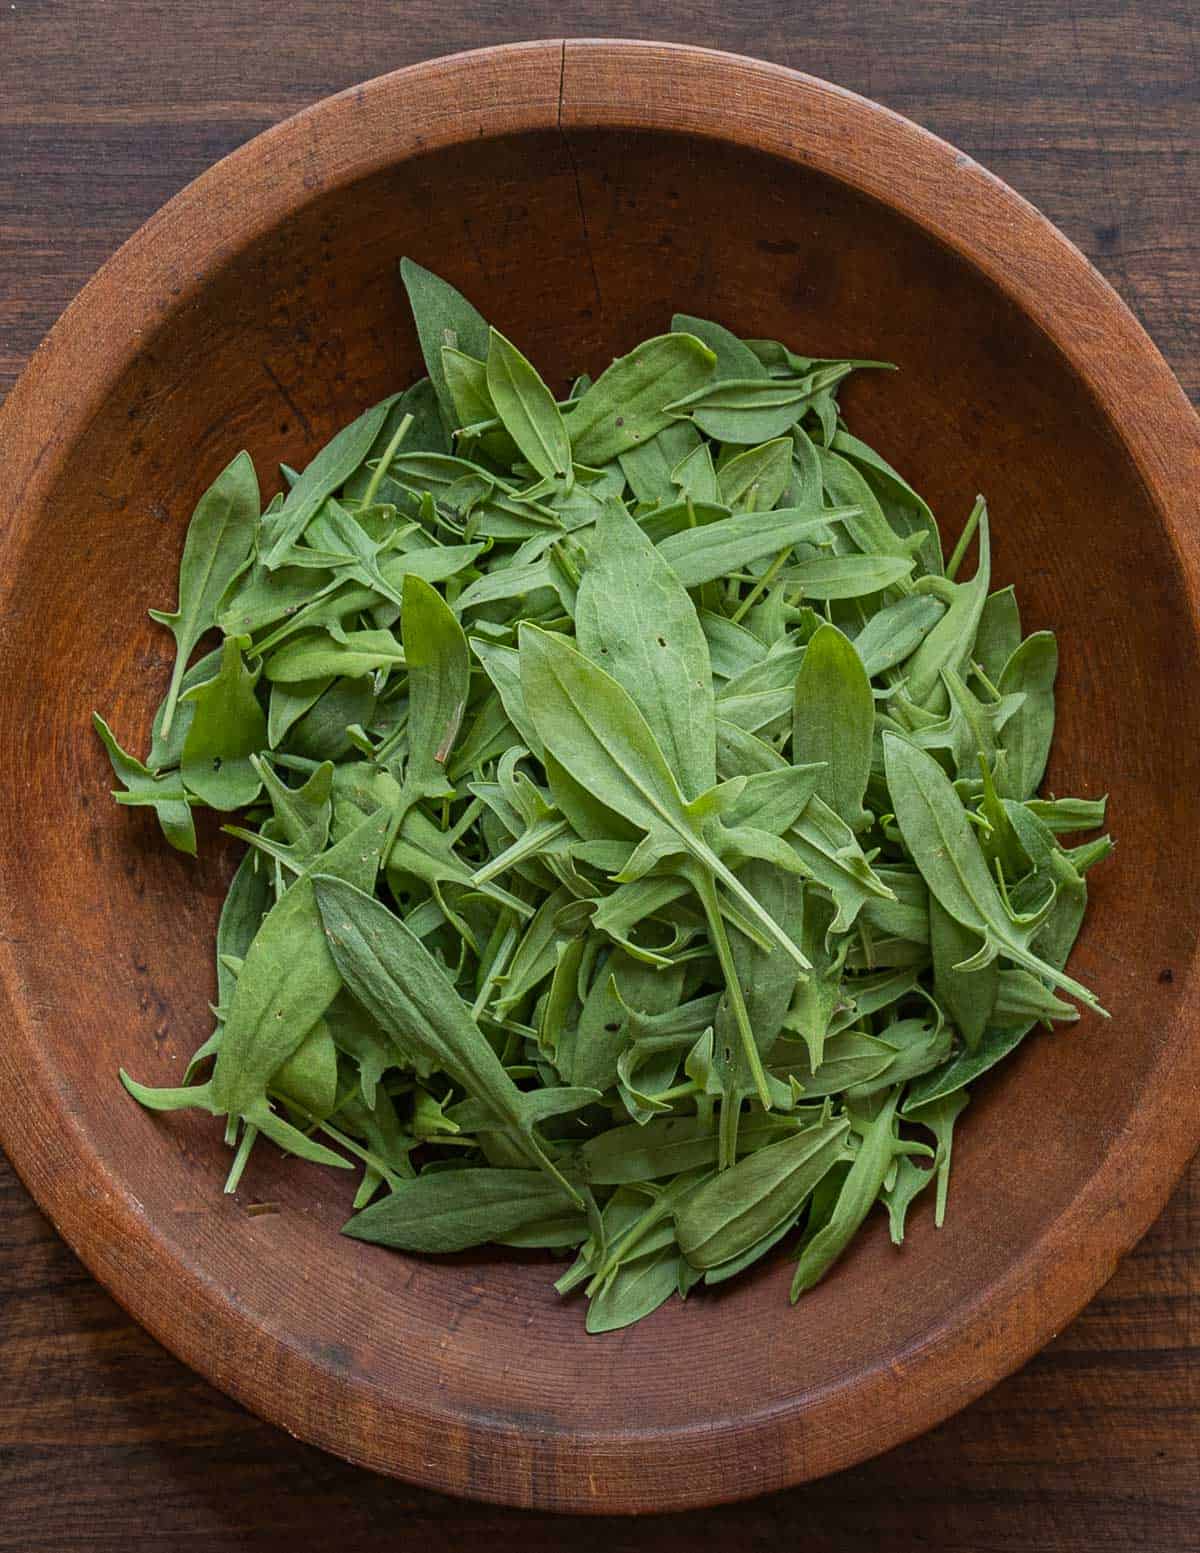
97, 260, 1111, 1332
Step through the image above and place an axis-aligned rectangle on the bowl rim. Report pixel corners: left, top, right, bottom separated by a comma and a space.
0, 36, 1198, 1515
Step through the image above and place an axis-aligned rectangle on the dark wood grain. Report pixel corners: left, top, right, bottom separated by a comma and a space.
0, 5, 1196, 1549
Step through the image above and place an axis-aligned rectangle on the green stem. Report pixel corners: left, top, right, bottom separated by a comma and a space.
471, 818, 568, 886
158, 647, 189, 741
444, 796, 485, 847
696, 842, 810, 972
269, 751, 322, 773
945, 494, 985, 580
518, 1127, 585, 1208
371, 710, 412, 768
282, 1102, 406, 1189
360, 413, 413, 509
646, 1079, 700, 1105
223, 1122, 258, 1194
585, 1198, 671, 1294
478, 1010, 540, 1041
471, 917, 520, 1020
552, 540, 582, 588
718, 1085, 742, 1171
971, 660, 1003, 701
694, 868, 773, 1111
731, 545, 791, 623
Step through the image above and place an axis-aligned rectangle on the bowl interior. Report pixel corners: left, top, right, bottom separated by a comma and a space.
4, 116, 1196, 1502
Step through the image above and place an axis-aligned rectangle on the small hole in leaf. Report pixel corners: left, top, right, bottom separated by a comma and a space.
723, 1046, 733, 1063
656, 636, 667, 647
604, 1021, 621, 1033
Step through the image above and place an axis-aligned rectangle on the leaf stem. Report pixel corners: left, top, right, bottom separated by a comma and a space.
223, 1122, 258, 1194
731, 545, 791, 623
282, 1100, 407, 1188
360, 414, 414, 509
158, 643, 188, 741
697, 843, 811, 971
945, 494, 986, 581
694, 867, 773, 1111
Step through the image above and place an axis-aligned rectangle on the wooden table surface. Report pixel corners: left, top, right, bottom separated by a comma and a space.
1, 3, 1196, 1548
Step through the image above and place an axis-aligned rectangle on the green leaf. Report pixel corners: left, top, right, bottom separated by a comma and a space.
671, 441, 720, 503
618, 421, 700, 505
313, 875, 592, 1200
930, 895, 997, 1052
671, 313, 768, 380
518, 624, 808, 970
441, 347, 522, 464
575, 501, 716, 799
261, 395, 401, 568
211, 805, 393, 1120
710, 857, 807, 1161
973, 586, 1022, 684
786, 553, 915, 599
264, 626, 405, 682
791, 1088, 927, 1297
400, 257, 492, 435
272, 1017, 338, 1119
779, 885, 846, 1069
831, 428, 941, 574
905, 502, 991, 709
180, 635, 268, 810
1025, 795, 1107, 834
268, 677, 331, 748
701, 610, 768, 679
213, 850, 273, 1015
393, 573, 470, 794
816, 445, 921, 569
469, 638, 543, 758
585, 1244, 682, 1333
772, 1028, 896, 1096
519, 623, 688, 836
92, 712, 197, 855
252, 756, 334, 866
996, 632, 1057, 799
793, 623, 874, 832
580, 1112, 796, 1185
324, 989, 402, 1109
843, 1015, 953, 1100
669, 366, 851, 444
905, 1090, 970, 1226
344, 1167, 572, 1252
565, 333, 717, 464
850, 594, 945, 676
789, 795, 895, 935
286, 676, 377, 762
485, 327, 572, 485
657, 505, 855, 589
883, 732, 1103, 1013
151, 451, 259, 739
716, 437, 792, 513
677, 1114, 849, 1269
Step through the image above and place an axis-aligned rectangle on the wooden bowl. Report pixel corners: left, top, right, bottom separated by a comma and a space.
0, 40, 1197, 1515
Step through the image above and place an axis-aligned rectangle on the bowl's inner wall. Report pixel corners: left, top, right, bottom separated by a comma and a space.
10, 126, 1193, 1459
